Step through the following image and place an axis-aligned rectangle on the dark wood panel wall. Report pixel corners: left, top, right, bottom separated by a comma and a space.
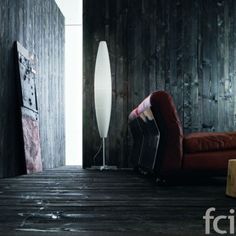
0, 0, 65, 177
83, 0, 236, 168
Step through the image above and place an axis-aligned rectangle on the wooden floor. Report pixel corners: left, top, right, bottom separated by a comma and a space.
0, 166, 235, 236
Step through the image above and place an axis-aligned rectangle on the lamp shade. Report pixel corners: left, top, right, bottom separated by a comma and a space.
94, 41, 112, 138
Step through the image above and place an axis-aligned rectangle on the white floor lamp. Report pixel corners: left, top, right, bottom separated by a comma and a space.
94, 41, 116, 170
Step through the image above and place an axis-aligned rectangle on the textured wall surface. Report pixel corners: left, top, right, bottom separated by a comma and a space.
0, 0, 65, 177
83, 0, 236, 168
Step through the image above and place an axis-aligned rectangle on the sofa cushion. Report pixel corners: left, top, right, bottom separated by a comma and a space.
183, 150, 236, 172
184, 132, 236, 153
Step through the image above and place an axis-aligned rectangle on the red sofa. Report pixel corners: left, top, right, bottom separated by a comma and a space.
130, 91, 236, 178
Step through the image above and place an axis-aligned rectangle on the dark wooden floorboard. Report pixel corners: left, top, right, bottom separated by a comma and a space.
0, 166, 235, 235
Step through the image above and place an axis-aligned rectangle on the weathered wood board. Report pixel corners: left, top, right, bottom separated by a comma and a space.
16, 42, 42, 174
0, 166, 235, 235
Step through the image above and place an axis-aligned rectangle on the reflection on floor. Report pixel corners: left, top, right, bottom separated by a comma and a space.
0, 166, 234, 235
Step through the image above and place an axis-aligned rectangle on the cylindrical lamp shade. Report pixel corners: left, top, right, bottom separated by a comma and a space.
94, 41, 112, 138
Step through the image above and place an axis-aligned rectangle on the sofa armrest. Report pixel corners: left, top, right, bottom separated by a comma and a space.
150, 91, 183, 176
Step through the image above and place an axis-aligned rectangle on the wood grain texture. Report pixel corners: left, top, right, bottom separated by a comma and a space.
0, 0, 65, 177
83, 0, 236, 168
0, 166, 234, 235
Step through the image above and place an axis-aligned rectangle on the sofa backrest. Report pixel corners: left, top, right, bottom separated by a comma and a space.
150, 91, 183, 176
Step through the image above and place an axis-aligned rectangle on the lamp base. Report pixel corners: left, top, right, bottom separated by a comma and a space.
89, 165, 118, 171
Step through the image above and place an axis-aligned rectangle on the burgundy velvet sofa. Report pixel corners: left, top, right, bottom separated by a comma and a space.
129, 90, 236, 178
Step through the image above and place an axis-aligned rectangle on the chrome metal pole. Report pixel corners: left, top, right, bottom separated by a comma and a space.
102, 138, 105, 167
95, 137, 116, 171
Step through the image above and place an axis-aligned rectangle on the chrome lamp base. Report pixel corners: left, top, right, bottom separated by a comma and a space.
90, 138, 117, 171
90, 165, 117, 171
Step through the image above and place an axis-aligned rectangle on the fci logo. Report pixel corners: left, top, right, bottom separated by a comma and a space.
203, 208, 235, 234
